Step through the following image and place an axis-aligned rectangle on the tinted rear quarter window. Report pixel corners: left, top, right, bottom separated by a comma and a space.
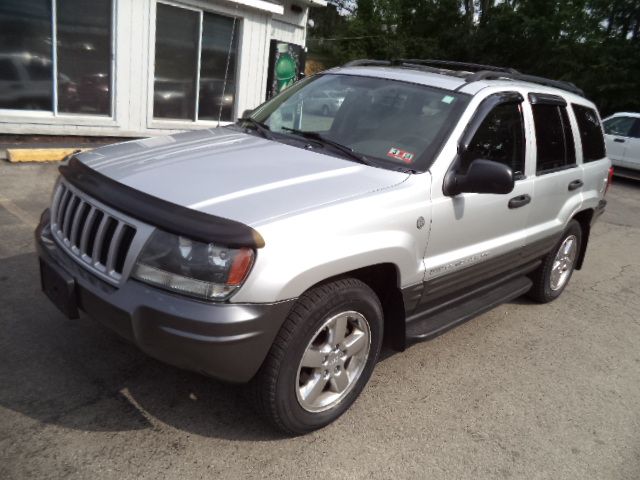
572, 104, 606, 162
532, 104, 576, 173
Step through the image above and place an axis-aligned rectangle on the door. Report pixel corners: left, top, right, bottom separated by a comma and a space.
623, 119, 640, 170
526, 96, 583, 248
603, 116, 635, 168
422, 93, 534, 302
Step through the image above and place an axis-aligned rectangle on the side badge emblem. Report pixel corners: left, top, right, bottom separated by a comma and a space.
416, 216, 425, 230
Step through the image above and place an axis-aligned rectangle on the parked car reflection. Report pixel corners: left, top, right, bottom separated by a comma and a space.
302, 90, 345, 116
0, 53, 53, 110
198, 77, 235, 121
153, 78, 193, 119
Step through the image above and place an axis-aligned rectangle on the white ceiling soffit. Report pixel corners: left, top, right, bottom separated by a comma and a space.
224, 0, 284, 15
296, 0, 328, 6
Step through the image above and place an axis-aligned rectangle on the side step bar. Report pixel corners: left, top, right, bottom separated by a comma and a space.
406, 275, 532, 344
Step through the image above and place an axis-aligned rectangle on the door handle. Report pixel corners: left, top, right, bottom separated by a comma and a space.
614, 138, 626, 143
568, 179, 584, 191
508, 194, 531, 209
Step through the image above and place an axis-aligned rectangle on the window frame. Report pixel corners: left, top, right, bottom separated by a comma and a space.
461, 100, 527, 180
572, 104, 606, 162
0, 0, 116, 120
454, 91, 527, 181
531, 101, 578, 175
147, 0, 241, 129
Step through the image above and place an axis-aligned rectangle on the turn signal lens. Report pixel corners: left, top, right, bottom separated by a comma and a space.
228, 248, 254, 285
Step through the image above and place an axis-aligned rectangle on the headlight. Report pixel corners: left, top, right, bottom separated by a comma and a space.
132, 230, 254, 301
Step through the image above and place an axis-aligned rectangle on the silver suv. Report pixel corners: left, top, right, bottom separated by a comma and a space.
36, 59, 612, 434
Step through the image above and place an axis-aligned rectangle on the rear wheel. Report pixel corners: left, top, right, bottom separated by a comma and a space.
251, 278, 383, 435
527, 220, 582, 303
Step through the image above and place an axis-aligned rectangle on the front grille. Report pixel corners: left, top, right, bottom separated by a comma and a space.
50, 182, 137, 284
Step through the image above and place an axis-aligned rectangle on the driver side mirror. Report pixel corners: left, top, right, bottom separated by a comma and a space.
444, 159, 515, 196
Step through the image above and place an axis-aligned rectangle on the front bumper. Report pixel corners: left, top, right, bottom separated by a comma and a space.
35, 210, 294, 383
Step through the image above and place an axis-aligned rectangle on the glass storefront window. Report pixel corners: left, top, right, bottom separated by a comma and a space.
153, 2, 239, 122
153, 3, 199, 120
0, 0, 53, 111
198, 12, 238, 121
0, 0, 112, 115
56, 0, 112, 114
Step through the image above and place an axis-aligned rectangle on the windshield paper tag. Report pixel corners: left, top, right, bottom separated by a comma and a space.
387, 147, 415, 163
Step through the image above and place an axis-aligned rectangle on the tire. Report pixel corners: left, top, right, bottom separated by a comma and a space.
527, 220, 582, 303
251, 278, 383, 435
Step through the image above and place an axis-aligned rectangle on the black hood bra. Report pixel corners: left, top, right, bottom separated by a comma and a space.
59, 157, 265, 249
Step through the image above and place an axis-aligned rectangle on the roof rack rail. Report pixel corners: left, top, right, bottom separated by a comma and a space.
340, 58, 585, 97
396, 59, 518, 74
465, 70, 585, 97
342, 58, 494, 78
342, 59, 392, 67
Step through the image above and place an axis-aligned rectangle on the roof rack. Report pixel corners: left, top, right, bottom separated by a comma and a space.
342, 59, 393, 67
341, 58, 585, 97
396, 59, 518, 74
465, 70, 585, 97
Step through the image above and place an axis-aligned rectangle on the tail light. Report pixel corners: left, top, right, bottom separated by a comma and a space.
604, 167, 614, 196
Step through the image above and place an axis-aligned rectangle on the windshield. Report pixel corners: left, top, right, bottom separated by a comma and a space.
248, 73, 470, 171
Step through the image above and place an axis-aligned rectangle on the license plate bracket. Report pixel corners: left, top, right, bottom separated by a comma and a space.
40, 260, 79, 319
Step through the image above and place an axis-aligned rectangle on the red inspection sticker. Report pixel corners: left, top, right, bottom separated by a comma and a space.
387, 147, 415, 163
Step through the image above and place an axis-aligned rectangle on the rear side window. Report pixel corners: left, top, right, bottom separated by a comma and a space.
572, 104, 606, 162
532, 104, 576, 174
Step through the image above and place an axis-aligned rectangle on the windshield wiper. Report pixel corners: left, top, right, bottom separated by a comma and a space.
280, 127, 373, 166
238, 117, 274, 140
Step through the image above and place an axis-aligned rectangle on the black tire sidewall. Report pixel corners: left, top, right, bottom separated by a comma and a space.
541, 221, 582, 301
275, 282, 383, 433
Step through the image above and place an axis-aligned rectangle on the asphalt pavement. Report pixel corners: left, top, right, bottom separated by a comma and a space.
1, 161, 639, 479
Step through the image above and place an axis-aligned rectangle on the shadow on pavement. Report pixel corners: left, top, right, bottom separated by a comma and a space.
0, 252, 283, 441
0, 250, 539, 441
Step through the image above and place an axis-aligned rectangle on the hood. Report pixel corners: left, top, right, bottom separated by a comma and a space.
75, 128, 410, 226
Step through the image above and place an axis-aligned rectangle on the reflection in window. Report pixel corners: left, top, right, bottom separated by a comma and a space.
0, 0, 53, 110
153, 4, 199, 120
462, 103, 525, 178
57, 0, 112, 114
153, 3, 239, 122
198, 13, 238, 122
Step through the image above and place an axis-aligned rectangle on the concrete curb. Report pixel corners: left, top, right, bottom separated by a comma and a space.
7, 148, 89, 163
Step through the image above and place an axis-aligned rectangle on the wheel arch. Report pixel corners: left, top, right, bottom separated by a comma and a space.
572, 208, 594, 270
309, 263, 407, 352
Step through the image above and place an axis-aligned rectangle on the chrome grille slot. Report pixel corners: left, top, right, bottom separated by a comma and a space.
50, 182, 138, 283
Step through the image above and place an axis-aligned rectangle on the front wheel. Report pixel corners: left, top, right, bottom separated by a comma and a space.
527, 220, 582, 303
251, 278, 383, 435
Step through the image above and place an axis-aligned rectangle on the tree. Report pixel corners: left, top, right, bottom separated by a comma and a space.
307, 0, 640, 114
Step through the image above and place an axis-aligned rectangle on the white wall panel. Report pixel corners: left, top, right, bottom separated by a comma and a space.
0, 0, 311, 138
